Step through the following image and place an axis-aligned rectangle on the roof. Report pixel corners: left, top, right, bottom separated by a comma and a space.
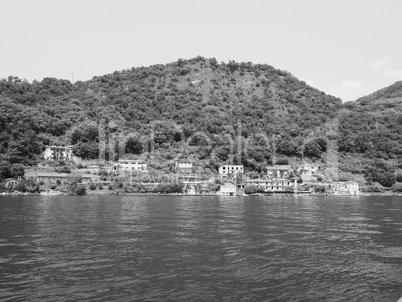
118, 159, 145, 163
37, 172, 70, 178
267, 165, 291, 170
36, 172, 93, 179
220, 165, 243, 167
221, 183, 237, 188
179, 175, 203, 179
44, 145, 72, 149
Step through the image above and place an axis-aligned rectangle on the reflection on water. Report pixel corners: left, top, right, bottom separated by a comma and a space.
1, 195, 402, 301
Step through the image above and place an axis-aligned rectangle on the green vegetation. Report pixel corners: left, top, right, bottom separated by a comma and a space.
1, 58, 402, 187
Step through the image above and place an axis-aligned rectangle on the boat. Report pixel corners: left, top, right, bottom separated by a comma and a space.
40, 189, 65, 196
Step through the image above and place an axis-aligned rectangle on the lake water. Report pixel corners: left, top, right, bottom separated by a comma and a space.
1, 195, 402, 301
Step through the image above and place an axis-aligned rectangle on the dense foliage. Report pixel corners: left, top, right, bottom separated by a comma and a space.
1, 57, 402, 186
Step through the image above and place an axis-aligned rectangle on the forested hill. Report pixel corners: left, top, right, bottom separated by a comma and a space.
338, 81, 402, 187
1, 56, 401, 187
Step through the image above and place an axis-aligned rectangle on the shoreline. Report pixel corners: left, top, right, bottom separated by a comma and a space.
1, 191, 401, 197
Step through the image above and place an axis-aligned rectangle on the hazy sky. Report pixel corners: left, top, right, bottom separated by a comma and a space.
1, 0, 401, 102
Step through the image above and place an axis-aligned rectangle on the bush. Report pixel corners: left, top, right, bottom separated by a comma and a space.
88, 183, 96, 190
98, 183, 103, 190
75, 186, 86, 195
391, 184, 402, 192
276, 157, 289, 165
14, 182, 27, 192
244, 184, 257, 195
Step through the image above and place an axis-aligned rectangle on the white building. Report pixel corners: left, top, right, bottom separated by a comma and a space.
216, 183, 237, 196
175, 161, 193, 172
267, 165, 291, 179
43, 145, 81, 163
296, 164, 322, 181
247, 178, 294, 192
4, 178, 20, 188
218, 165, 244, 176
31, 173, 95, 184
114, 160, 147, 172
329, 181, 359, 195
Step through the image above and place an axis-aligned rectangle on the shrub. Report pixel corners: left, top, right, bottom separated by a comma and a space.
88, 183, 96, 190
391, 184, 402, 192
244, 184, 257, 195
75, 186, 86, 196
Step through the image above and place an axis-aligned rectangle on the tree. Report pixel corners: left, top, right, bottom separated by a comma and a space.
14, 182, 26, 192
67, 173, 83, 194
72, 142, 99, 159
313, 185, 326, 193
0, 162, 11, 180
75, 185, 86, 196
125, 136, 143, 154
10, 164, 25, 178
244, 184, 257, 195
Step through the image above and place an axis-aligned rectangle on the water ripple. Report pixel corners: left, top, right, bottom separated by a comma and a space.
1, 195, 402, 301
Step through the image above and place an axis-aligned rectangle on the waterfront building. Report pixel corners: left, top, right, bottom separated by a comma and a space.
31, 173, 95, 185
329, 181, 359, 196
246, 178, 294, 192
218, 165, 244, 176
179, 175, 202, 194
216, 183, 237, 196
266, 165, 291, 179
4, 178, 20, 188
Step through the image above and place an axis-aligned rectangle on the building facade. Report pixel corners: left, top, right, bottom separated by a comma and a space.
114, 160, 148, 172
296, 164, 322, 181
43, 145, 81, 163
175, 161, 193, 172
247, 178, 294, 192
218, 165, 244, 176
266, 165, 291, 179
216, 183, 237, 196
179, 175, 202, 194
329, 181, 359, 195
30, 173, 94, 185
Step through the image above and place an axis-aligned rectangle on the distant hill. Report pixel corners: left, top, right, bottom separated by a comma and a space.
339, 81, 402, 187
0, 56, 401, 187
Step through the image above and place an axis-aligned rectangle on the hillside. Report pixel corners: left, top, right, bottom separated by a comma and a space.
1, 56, 401, 187
338, 81, 402, 187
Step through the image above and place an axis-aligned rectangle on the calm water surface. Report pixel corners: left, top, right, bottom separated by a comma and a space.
1, 195, 402, 301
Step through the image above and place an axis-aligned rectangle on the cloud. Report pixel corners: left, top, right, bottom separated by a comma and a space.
384, 69, 402, 80
340, 80, 363, 90
328, 80, 364, 102
371, 56, 389, 71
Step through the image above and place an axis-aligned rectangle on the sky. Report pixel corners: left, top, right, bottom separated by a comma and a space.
1, 0, 402, 102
